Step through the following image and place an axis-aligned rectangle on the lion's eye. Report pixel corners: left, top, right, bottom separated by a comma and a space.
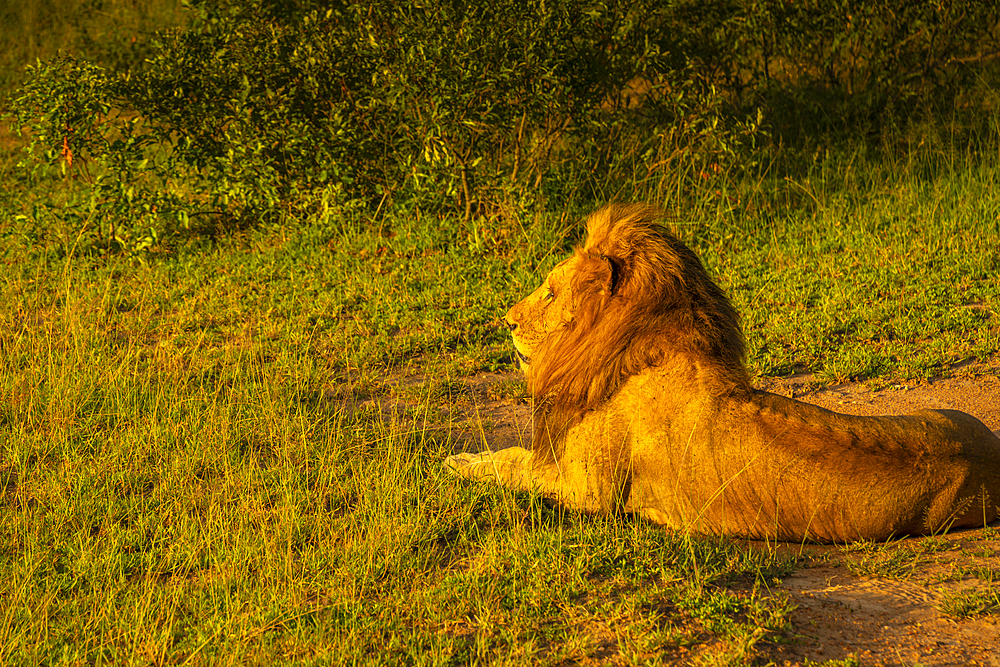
545, 289, 555, 302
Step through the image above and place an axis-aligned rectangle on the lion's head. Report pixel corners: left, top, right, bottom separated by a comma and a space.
506, 203, 749, 461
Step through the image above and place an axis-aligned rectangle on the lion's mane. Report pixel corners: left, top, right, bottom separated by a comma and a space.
528, 204, 750, 464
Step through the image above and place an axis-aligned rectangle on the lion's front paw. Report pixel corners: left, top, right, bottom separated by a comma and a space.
444, 452, 485, 478
445, 447, 535, 485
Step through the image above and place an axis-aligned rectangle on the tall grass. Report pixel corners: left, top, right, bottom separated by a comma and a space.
664, 109, 1000, 381
3, 123, 999, 658
0, 240, 796, 663
3, 3, 1000, 664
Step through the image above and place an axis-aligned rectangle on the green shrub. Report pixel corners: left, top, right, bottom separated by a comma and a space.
706, 0, 1000, 140
5, 0, 998, 249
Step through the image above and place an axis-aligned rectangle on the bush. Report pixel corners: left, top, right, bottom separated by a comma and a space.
700, 0, 1000, 140
5, 0, 998, 249
0, 0, 186, 92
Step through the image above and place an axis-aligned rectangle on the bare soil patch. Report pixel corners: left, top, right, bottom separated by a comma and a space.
757, 530, 1000, 666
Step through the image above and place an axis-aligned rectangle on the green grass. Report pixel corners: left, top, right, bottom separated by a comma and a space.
840, 540, 922, 580
939, 586, 1000, 619
3, 109, 1000, 662
3, 112, 1000, 664
703, 133, 1000, 381
3, 5, 1000, 664
0, 203, 802, 663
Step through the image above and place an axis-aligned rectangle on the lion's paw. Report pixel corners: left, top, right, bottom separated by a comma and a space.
444, 452, 484, 478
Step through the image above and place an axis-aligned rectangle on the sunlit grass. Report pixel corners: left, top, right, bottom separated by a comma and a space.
2, 12, 1000, 661
3, 120, 1000, 660
939, 586, 1000, 619
0, 240, 799, 664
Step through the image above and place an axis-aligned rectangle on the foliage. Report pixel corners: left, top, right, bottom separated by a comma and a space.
5, 0, 754, 248
7, 0, 999, 248
675, 0, 1000, 138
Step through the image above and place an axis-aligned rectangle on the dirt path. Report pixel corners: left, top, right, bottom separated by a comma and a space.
760, 535, 1000, 666
374, 363, 1000, 665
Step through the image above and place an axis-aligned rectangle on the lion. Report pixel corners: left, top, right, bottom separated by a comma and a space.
446, 203, 1000, 542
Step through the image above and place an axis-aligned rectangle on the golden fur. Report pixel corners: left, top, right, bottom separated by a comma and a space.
447, 203, 1000, 542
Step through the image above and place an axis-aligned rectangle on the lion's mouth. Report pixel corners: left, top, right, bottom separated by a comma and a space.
514, 349, 530, 368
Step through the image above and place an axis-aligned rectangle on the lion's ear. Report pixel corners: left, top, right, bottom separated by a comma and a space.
573, 253, 619, 299
603, 255, 622, 295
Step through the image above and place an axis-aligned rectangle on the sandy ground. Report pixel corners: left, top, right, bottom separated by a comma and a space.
759, 540, 1000, 666
408, 362, 1000, 666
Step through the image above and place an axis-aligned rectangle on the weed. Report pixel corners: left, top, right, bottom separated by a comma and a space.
970, 526, 1000, 541
803, 656, 861, 666
487, 379, 530, 401
938, 587, 1000, 619
915, 535, 956, 554
841, 541, 921, 580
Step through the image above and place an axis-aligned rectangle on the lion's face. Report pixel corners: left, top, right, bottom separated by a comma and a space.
504, 256, 579, 371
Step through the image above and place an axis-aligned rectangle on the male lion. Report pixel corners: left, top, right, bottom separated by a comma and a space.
446, 203, 1000, 542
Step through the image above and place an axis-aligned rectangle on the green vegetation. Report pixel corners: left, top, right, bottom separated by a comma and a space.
938, 587, 1000, 619
803, 657, 861, 667
3, 0, 1000, 664
1, 196, 807, 663
0, 0, 187, 91
939, 586, 1000, 619
7, 0, 1000, 246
